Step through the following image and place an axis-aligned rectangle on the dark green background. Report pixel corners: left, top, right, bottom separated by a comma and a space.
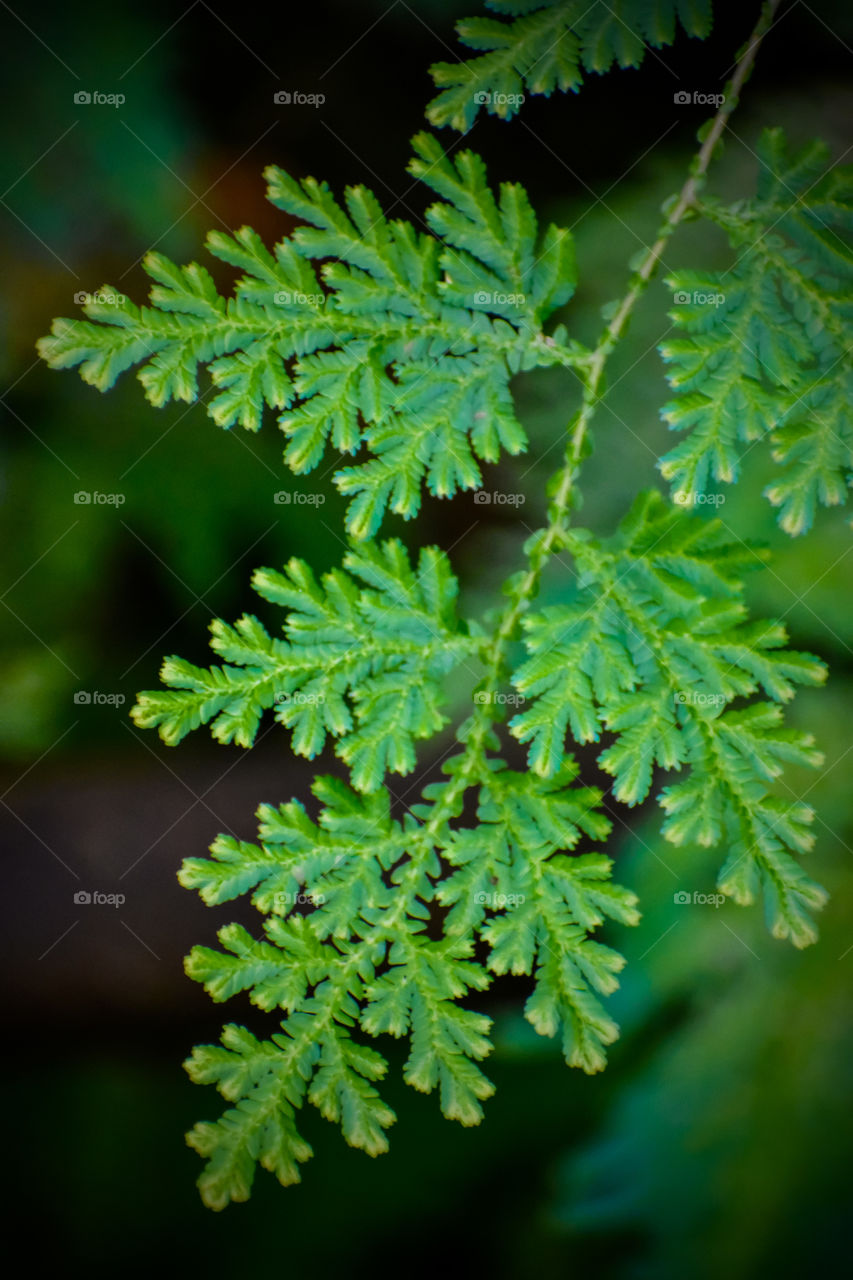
2, 2, 851, 1274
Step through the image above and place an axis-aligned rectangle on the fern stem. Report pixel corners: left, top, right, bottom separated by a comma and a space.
390, 0, 788, 856
383, 1, 785, 865
475, 0, 783, 696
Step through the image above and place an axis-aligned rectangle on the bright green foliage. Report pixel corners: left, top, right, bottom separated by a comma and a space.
147, 490, 825, 1208
510, 493, 827, 946
427, 0, 714, 130
37, 133, 579, 538
660, 129, 853, 533
443, 764, 640, 1071
179, 755, 636, 1207
37, 3, 838, 1213
131, 539, 478, 792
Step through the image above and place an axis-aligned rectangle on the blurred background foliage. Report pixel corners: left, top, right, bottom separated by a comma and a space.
1, 0, 851, 1274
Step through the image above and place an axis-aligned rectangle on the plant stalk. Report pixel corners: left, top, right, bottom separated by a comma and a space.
478, 0, 783, 698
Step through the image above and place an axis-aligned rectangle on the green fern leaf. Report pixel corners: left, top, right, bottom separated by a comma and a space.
427, 0, 713, 131
37, 137, 581, 538
511, 492, 827, 942
179, 749, 636, 1204
132, 539, 477, 791
660, 129, 853, 533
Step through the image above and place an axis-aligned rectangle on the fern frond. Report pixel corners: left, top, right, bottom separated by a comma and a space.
180, 752, 637, 1206
131, 539, 477, 792
427, 0, 714, 131
37, 135, 581, 538
660, 128, 853, 533
510, 492, 827, 944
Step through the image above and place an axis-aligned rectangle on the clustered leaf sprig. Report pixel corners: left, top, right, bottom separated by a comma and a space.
426, 0, 715, 131
38, 133, 587, 539
659, 127, 853, 533
35, 0, 836, 1210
